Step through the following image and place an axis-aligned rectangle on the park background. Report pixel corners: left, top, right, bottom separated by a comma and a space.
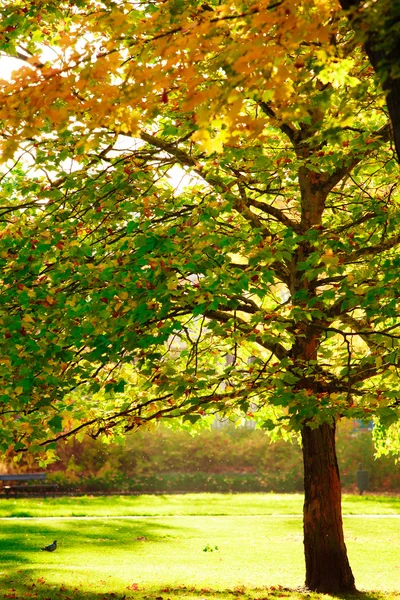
1, 419, 398, 496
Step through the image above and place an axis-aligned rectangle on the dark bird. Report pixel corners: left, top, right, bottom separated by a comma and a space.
41, 540, 57, 552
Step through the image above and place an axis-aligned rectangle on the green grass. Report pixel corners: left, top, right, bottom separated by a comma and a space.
1, 494, 400, 599
0, 492, 303, 518
1, 492, 400, 518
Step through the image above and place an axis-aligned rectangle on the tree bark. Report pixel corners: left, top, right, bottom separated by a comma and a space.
301, 421, 356, 593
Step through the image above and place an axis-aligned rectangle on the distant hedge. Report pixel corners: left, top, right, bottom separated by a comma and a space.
4, 419, 400, 493
46, 424, 305, 493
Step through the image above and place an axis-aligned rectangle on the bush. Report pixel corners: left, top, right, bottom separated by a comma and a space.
42, 425, 304, 493
4, 419, 400, 494
336, 420, 400, 492
48, 470, 303, 494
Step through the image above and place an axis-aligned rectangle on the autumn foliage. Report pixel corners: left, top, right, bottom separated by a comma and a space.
0, 0, 399, 592
0, 0, 397, 453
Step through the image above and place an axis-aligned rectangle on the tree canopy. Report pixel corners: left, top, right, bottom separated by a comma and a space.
0, 0, 398, 456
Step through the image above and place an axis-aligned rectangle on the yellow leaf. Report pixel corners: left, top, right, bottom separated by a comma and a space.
192, 128, 227, 154
167, 279, 178, 290
22, 314, 35, 324
322, 249, 339, 267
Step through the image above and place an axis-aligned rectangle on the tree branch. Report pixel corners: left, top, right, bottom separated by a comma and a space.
205, 309, 288, 359
139, 131, 271, 234
258, 101, 301, 145
320, 122, 392, 196
247, 197, 302, 233
342, 231, 400, 264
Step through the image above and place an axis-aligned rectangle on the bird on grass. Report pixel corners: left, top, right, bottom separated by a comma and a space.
41, 540, 57, 552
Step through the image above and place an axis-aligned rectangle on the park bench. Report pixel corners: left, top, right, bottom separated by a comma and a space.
0, 473, 58, 498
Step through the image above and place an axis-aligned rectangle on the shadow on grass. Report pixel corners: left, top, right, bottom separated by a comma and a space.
0, 516, 183, 596
1, 518, 399, 600
0, 516, 178, 555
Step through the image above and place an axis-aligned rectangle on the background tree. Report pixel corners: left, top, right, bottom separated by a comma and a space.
339, 0, 400, 161
0, 0, 399, 593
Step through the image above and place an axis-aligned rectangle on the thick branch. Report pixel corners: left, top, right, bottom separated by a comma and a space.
333, 212, 377, 234
246, 197, 302, 233
258, 101, 301, 145
342, 231, 400, 264
139, 131, 270, 234
205, 309, 288, 360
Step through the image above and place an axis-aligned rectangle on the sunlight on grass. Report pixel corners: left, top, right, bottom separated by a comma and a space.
0, 492, 305, 518
1, 494, 400, 599
344, 517, 400, 591
1, 492, 400, 518
0, 516, 304, 589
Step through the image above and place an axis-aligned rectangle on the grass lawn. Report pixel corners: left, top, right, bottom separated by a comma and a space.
1, 492, 400, 518
0, 494, 400, 600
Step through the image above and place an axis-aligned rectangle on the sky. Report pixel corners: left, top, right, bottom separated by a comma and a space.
0, 56, 21, 80
0, 54, 196, 193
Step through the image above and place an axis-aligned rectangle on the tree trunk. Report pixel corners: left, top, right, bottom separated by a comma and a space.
301, 421, 356, 593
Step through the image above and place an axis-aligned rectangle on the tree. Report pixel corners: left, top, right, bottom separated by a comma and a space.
0, 0, 399, 593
